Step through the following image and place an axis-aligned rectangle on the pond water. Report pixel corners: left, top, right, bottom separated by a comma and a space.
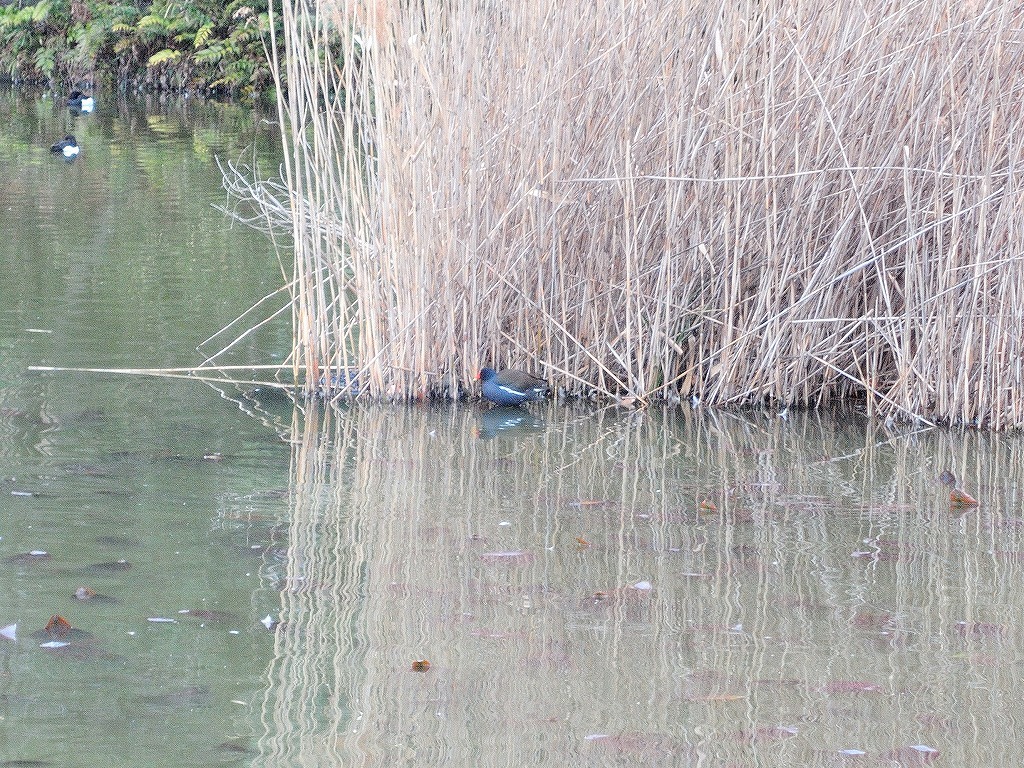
1, 88, 1024, 767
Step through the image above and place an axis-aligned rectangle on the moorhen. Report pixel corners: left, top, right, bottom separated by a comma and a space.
478, 367, 548, 406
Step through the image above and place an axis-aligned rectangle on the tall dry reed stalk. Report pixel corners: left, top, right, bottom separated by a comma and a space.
256, 0, 1024, 427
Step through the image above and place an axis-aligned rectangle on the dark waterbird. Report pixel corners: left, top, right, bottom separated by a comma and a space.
478, 367, 548, 406
49, 135, 79, 159
66, 90, 94, 113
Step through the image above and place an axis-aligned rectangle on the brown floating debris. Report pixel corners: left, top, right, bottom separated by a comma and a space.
939, 470, 979, 507
950, 487, 979, 508
699, 499, 718, 512
44, 615, 72, 639
411, 659, 431, 672
71, 586, 115, 604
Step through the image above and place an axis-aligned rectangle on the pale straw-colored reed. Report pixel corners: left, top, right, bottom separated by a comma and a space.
253, 0, 1024, 427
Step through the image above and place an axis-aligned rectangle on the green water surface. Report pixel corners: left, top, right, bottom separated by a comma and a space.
0, 87, 291, 766
1, 87, 1023, 768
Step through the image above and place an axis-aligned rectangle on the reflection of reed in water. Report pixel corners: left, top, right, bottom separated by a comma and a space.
255, 405, 1024, 766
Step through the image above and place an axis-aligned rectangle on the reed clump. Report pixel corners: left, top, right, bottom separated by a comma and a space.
257, 0, 1024, 427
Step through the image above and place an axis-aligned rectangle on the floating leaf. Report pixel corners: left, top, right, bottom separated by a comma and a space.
44, 615, 72, 639
576, 537, 591, 548
699, 499, 718, 512
950, 487, 979, 507
411, 659, 430, 672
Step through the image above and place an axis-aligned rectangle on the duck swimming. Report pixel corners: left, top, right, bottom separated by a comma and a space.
67, 90, 94, 113
50, 135, 79, 158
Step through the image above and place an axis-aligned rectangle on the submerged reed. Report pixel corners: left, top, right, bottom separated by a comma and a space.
255, 0, 1024, 427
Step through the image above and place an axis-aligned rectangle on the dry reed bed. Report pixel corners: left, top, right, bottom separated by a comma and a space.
260, 0, 1024, 426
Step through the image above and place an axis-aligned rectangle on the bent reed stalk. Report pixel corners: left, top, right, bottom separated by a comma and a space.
262, 0, 1024, 427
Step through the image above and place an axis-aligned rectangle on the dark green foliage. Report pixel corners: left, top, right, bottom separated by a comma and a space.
0, 0, 282, 99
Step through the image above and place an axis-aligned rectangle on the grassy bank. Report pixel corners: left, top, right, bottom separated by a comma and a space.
0, 0, 278, 98
249, 0, 1024, 427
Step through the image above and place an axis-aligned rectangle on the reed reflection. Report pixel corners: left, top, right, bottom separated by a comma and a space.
256, 404, 1024, 767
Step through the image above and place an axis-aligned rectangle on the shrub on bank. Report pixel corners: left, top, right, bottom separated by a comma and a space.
0, 0, 279, 99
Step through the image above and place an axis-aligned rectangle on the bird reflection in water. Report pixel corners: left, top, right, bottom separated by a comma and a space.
474, 406, 547, 439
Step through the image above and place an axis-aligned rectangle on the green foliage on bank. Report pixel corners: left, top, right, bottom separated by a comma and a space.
0, 0, 281, 99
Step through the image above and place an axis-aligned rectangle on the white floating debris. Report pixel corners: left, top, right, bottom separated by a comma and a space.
260, 615, 277, 630
39, 641, 69, 648
909, 745, 939, 755
25, 328, 53, 334
147, 617, 178, 623
839, 749, 867, 756
11, 491, 33, 497
29, 550, 48, 556
0, 623, 16, 641
633, 581, 653, 591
